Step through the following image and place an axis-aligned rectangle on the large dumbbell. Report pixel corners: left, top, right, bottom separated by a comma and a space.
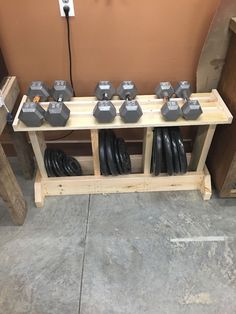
155, 82, 181, 121
117, 81, 143, 123
45, 80, 72, 126
175, 81, 203, 120
93, 81, 116, 123
19, 81, 50, 127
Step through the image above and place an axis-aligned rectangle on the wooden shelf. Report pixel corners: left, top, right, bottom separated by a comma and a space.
13, 90, 233, 207
13, 90, 232, 132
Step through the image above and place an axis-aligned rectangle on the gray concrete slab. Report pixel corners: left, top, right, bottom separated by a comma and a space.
0, 160, 90, 314
1, 158, 236, 314
80, 192, 236, 314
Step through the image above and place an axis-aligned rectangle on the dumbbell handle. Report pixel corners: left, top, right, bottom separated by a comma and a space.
102, 92, 109, 101
162, 91, 170, 102
125, 94, 132, 101
182, 90, 190, 101
32, 96, 41, 103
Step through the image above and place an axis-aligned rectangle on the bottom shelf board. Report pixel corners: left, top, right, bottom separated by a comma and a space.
35, 166, 211, 207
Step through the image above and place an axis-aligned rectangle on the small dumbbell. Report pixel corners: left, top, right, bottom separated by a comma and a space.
175, 81, 203, 120
93, 81, 116, 123
117, 81, 143, 123
45, 80, 72, 126
155, 82, 181, 121
19, 81, 50, 127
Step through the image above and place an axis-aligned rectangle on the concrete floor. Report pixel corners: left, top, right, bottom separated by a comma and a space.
0, 160, 236, 314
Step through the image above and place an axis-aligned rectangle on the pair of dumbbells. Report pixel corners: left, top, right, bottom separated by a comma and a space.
156, 81, 203, 121
93, 81, 143, 124
19, 80, 72, 127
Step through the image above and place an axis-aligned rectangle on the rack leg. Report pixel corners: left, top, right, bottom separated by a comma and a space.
90, 129, 100, 176
189, 125, 216, 171
142, 127, 153, 174
35, 171, 45, 208
200, 166, 212, 200
28, 131, 47, 178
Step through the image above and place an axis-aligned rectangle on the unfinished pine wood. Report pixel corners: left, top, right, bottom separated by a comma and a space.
14, 89, 233, 205
142, 127, 153, 174
0, 76, 19, 135
200, 166, 212, 200
74, 154, 142, 175
0, 144, 27, 224
189, 125, 216, 171
35, 171, 44, 208
33, 170, 206, 207
28, 131, 47, 178
90, 129, 100, 176
13, 90, 232, 132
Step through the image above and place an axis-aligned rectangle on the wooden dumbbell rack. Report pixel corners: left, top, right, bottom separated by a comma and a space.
13, 90, 232, 207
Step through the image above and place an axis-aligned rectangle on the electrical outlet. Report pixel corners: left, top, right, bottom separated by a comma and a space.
58, 0, 75, 17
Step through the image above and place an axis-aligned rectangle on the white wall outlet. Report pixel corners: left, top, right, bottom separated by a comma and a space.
58, 0, 75, 17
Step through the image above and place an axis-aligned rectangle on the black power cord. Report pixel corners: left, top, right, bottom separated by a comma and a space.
63, 5, 75, 96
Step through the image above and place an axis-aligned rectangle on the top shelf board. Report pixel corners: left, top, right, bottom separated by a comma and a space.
13, 89, 233, 132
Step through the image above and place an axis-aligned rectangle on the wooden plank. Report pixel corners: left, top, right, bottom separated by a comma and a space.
0, 144, 27, 224
41, 171, 205, 197
90, 129, 100, 176
13, 91, 232, 132
73, 154, 142, 175
35, 171, 44, 208
200, 166, 212, 200
28, 131, 47, 178
5, 124, 34, 179
0, 76, 19, 135
230, 17, 236, 34
212, 89, 233, 123
142, 127, 153, 174
197, 0, 236, 92
207, 34, 236, 197
189, 125, 216, 171
219, 153, 236, 197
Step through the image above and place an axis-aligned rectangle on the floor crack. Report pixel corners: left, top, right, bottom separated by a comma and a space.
78, 194, 91, 314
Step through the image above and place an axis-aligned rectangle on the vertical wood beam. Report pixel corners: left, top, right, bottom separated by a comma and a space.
90, 129, 100, 176
142, 127, 153, 174
28, 131, 47, 178
189, 125, 216, 171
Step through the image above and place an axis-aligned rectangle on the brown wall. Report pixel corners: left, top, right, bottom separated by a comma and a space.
0, 0, 219, 96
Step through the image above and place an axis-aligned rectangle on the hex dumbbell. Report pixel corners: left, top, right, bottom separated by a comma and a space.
45, 80, 72, 126
155, 82, 181, 121
19, 81, 50, 127
93, 81, 116, 123
175, 81, 203, 120
117, 81, 143, 123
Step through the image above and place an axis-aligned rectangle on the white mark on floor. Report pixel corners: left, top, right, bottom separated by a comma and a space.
181, 292, 212, 305
170, 236, 228, 243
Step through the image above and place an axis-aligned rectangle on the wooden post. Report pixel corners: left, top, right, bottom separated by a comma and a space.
90, 129, 100, 176
6, 125, 34, 179
142, 127, 153, 174
0, 144, 27, 225
28, 131, 47, 178
189, 125, 216, 171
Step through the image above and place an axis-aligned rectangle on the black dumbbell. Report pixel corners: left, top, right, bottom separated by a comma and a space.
45, 80, 72, 126
155, 82, 181, 121
93, 81, 116, 123
117, 81, 143, 123
19, 81, 50, 127
175, 81, 203, 120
